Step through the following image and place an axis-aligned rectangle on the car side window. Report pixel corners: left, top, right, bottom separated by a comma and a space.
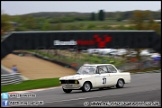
107, 65, 117, 73
98, 66, 108, 74
96, 67, 99, 74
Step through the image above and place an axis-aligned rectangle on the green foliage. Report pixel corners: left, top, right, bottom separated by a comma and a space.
130, 10, 146, 30
86, 23, 96, 29
14, 26, 27, 31
98, 10, 105, 21
50, 16, 88, 24
130, 10, 161, 35
66, 24, 80, 30
22, 15, 37, 30
7, 10, 160, 34
41, 20, 51, 30
18, 11, 160, 21
52, 23, 63, 30
90, 12, 96, 21
1, 13, 12, 35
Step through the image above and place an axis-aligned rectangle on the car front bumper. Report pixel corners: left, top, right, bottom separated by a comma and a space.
61, 84, 82, 89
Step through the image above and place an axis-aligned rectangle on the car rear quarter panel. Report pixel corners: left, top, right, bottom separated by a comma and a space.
117, 72, 131, 84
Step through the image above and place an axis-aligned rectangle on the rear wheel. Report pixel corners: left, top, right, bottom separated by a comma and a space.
62, 88, 72, 93
116, 79, 124, 88
82, 82, 91, 92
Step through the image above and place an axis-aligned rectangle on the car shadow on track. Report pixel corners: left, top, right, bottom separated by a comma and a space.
65, 87, 131, 94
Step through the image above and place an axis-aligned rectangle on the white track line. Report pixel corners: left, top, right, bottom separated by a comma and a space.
44, 94, 114, 104
51, 97, 92, 103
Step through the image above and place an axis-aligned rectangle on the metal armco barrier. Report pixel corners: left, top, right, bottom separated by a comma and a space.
1, 73, 23, 86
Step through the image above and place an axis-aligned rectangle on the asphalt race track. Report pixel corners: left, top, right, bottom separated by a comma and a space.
7, 72, 161, 107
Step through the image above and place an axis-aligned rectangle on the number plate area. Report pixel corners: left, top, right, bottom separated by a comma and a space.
65, 84, 73, 88
62, 84, 80, 89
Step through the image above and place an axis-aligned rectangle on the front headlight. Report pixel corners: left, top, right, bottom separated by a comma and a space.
75, 80, 79, 84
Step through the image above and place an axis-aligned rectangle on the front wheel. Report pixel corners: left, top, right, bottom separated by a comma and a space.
62, 88, 72, 93
82, 82, 91, 92
116, 79, 124, 88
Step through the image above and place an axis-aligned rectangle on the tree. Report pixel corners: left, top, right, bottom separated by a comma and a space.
98, 10, 105, 21
130, 10, 161, 35
41, 20, 51, 30
131, 10, 144, 29
1, 11, 12, 35
90, 12, 96, 21
23, 15, 37, 30
130, 10, 151, 30
150, 22, 161, 35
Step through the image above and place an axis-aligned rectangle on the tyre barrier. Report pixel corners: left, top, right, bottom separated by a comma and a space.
1, 73, 23, 86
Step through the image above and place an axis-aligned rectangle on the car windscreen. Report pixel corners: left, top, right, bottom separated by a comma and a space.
77, 66, 96, 74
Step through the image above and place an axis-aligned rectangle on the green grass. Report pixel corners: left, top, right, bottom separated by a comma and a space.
1, 77, 60, 93
61, 20, 129, 26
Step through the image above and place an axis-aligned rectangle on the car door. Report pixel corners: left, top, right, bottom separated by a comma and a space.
106, 65, 118, 86
94, 66, 110, 88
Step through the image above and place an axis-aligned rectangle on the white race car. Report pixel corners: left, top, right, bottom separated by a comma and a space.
59, 64, 131, 93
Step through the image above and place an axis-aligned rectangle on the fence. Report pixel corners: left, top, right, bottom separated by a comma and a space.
1, 73, 23, 86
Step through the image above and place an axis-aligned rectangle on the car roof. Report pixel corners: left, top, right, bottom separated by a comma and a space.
83, 64, 113, 67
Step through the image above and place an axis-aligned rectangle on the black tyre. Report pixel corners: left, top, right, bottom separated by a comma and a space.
62, 88, 72, 93
82, 82, 91, 92
116, 79, 124, 88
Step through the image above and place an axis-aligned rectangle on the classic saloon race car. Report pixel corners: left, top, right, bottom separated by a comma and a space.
59, 64, 131, 93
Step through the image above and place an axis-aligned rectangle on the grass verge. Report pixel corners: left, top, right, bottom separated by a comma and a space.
1, 77, 60, 93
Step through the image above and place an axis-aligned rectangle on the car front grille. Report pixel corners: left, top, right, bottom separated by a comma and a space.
60, 80, 77, 84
